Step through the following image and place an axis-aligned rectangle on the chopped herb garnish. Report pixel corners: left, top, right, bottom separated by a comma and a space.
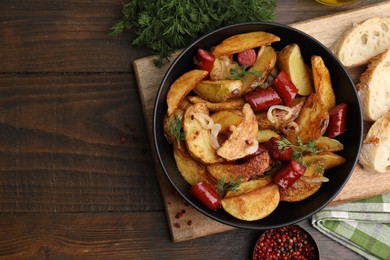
170, 115, 186, 147
225, 65, 262, 80
276, 137, 322, 168
216, 176, 242, 197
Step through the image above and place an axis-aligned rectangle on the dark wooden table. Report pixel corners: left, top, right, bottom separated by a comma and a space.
0, 0, 384, 259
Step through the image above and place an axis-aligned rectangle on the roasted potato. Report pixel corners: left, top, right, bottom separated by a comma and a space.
188, 96, 245, 112
257, 129, 280, 143
303, 152, 347, 169
163, 110, 184, 144
211, 110, 243, 133
173, 141, 216, 186
167, 69, 208, 116
279, 160, 325, 202
277, 44, 313, 96
221, 177, 280, 221
239, 46, 278, 95
287, 93, 329, 144
313, 136, 344, 152
210, 55, 234, 81
194, 79, 242, 102
217, 104, 258, 160
211, 31, 280, 57
311, 55, 336, 110
207, 150, 270, 183
183, 103, 222, 164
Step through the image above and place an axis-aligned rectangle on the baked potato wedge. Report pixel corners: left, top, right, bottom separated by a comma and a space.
313, 136, 344, 152
210, 55, 234, 81
221, 177, 280, 221
183, 103, 222, 164
287, 93, 329, 144
187, 96, 245, 112
279, 160, 325, 202
167, 69, 208, 116
303, 152, 346, 170
194, 79, 242, 102
210, 110, 243, 133
173, 141, 216, 186
207, 150, 270, 183
163, 110, 184, 144
217, 104, 258, 160
277, 44, 313, 96
257, 129, 280, 143
239, 46, 277, 95
311, 55, 336, 110
211, 31, 280, 57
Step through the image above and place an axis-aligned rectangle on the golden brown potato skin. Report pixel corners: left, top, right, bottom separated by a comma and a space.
287, 93, 329, 144
166, 69, 208, 116
279, 179, 322, 202
194, 79, 242, 102
240, 46, 278, 95
207, 150, 270, 183
210, 110, 243, 133
173, 141, 216, 187
221, 178, 280, 221
277, 44, 313, 96
279, 160, 325, 202
183, 103, 222, 164
216, 104, 258, 161
312, 55, 336, 110
303, 152, 347, 170
187, 96, 245, 112
211, 31, 280, 57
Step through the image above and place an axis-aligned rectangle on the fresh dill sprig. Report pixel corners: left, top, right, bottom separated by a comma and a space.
276, 137, 322, 167
111, 0, 277, 67
225, 65, 262, 80
170, 115, 186, 147
216, 176, 242, 197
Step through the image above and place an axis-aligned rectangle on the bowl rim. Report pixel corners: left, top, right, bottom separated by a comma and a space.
152, 21, 363, 230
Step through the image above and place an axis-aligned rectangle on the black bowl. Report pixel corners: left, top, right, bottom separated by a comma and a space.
153, 22, 363, 230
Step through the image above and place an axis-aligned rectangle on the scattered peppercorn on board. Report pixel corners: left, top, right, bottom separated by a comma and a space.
134, 1, 390, 242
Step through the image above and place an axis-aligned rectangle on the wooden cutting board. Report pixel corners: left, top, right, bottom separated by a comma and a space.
134, 2, 390, 242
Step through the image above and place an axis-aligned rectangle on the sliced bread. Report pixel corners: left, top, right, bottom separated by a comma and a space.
331, 16, 390, 67
356, 48, 390, 122
359, 111, 390, 173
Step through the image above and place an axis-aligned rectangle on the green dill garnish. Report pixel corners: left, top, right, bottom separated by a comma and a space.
225, 65, 262, 80
170, 115, 186, 147
111, 0, 277, 67
276, 137, 322, 168
315, 160, 326, 174
216, 176, 242, 197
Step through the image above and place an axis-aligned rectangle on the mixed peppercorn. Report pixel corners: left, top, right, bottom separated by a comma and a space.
253, 225, 319, 260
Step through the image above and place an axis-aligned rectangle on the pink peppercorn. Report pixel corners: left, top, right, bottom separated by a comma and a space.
253, 225, 319, 260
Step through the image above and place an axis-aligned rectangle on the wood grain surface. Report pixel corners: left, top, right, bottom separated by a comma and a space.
0, 0, 386, 259
134, 1, 390, 242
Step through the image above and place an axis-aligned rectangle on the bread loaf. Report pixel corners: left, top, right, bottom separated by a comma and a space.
356, 48, 390, 122
331, 17, 390, 67
359, 112, 390, 173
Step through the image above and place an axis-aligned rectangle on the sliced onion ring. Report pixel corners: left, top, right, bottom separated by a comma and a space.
285, 121, 300, 132
245, 139, 259, 155
193, 113, 214, 129
210, 123, 222, 150
267, 105, 293, 124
